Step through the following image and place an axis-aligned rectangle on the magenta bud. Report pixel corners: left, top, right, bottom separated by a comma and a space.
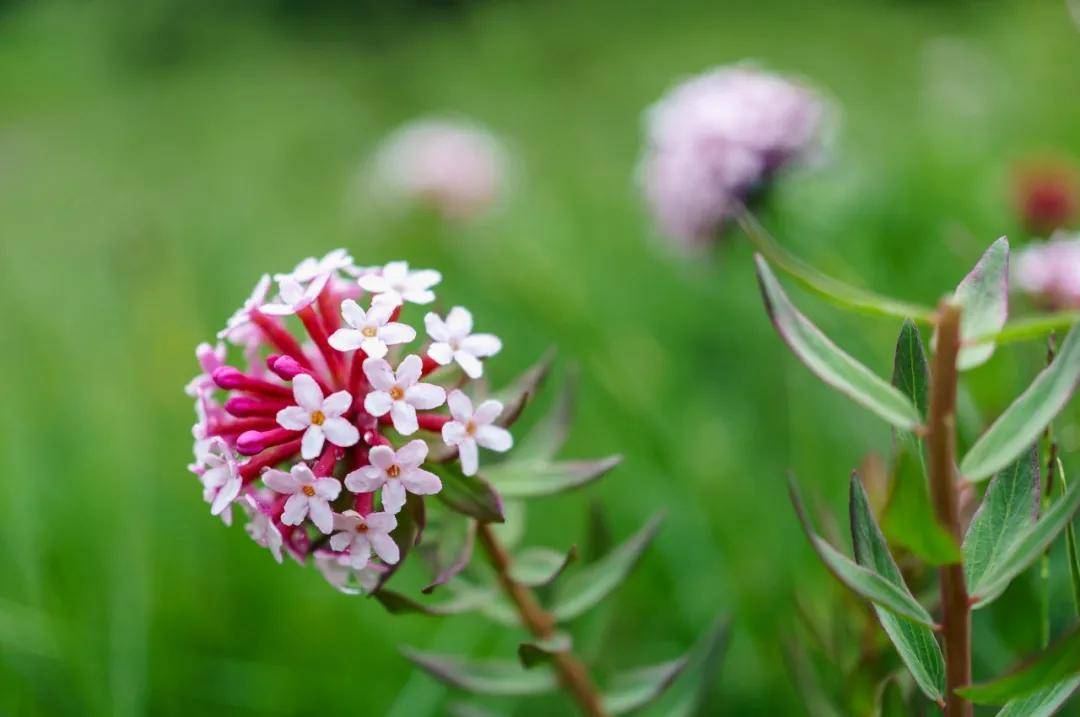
236, 430, 267, 456
270, 355, 305, 380
212, 366, 245, 390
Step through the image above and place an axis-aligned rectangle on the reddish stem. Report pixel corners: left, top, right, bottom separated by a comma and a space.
251, 310, 312, 369
298, 305, 344, 387
240, 439, 302, 481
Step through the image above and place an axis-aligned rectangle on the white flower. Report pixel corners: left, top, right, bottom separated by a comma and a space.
218, 274, 272, 343
329, 510, 400, 569
260, 273, 329, 316
441, 390, 512, 476
195, 437, 242, 522
262, 463, 342, 534
424, 306, 501, 379
185, 342, 227, 397
362, 355, 446, 435
328, 299, 416, 359
276, 373, 360, 459
356, 261, 441, 306
315, 551, 384, 595
344, 439, 442, 513
276, 249, 354, 285
242, 496, 283, 564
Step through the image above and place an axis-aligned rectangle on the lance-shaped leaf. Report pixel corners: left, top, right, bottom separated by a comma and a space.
602, 659, 690, 715
958, 624, 1080, 704
485, 456, 622, 498
401, 647, 559, 696
850, 475, 946, 703
997, 677, 1080, 717
883, 444, 961, 566
550, 513, 664, 622
1053, 459, 1080, 617
971, 476, 1080, 608
509, 545, 578, 587
789, 475, 937, 628
373, 585, 494, 617
636, 618, 731, 717
755, 255, 922, 431
893, 319, 930, 419
960, 323, 1080, 482
963, 447, 1040, 595
950, 237, 1010, 371
517, 632, 572, 669
494, 349, 556, 428
429, 462, 505, 523
420, 515, 476, 594
516, 371, 576, 461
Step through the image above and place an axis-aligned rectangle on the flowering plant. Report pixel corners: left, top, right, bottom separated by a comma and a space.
186, 250, 724, 715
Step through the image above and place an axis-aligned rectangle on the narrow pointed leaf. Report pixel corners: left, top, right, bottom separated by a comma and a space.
997, 677, 1080, 716
1054, 459, 1080, 616
509, 546, 578, 587
636, 618, 730, 717
789, 475, 937, 627
485, 456, 621, 498
585, 500, 613, 562
421, 515, 477, 594
960, 323, 1080, 481
971, 476, 1080, 607
429, 462, 505, 523
893, 319, 930, 418
401, 647, 559, 696
875, 678, 907, 717
883, 444, 961, 565
516, 371, 576, 461
602, 659, 689, 715
517, 632, 572, 669
958, 625, 1080, 704
755, 254, 921, 431
963, 447, 1041, 592
951, 237, 1010, 371
550, 513, 664, 622
373, 586, 493, 616
850, 475, 945, 702
494, 349, 556, 428
373, 494, 423, 592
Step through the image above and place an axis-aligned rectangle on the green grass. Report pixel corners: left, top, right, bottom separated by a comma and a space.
2, 0, 1080, 713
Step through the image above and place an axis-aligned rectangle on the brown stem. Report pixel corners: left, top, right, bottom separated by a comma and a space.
927, 300, 972, 717
476, 522, 608, 717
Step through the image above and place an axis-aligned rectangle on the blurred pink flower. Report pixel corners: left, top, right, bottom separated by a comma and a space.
639, 65, 829, 250
372, 119, 507, 220
1014, 231, 1080, 309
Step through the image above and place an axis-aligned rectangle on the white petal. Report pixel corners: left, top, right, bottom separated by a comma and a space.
472, 399, 504, 426
357, 274, 388, 294
447, 390, 474, 422
401, 289, 435, 305
383, 261, 409, 283
321, 390, 353, 417
396, 439, 428, 468
362, 358, 395, 391
461, 333, 502, 358
391, 401, 418, 435
364, 391, 393, 417
308, 499, 334, 534
345, 466, 384, 493
276, 406, 311, 431
367, 301, 395, 325
281, 494, 309, 525
329, 531, 353, 552
424, 312, 449, 342
458, 438, 479, 476
328, 328, 364, 352
395, 354, 423, 387
370, 533, 401, 564
445, 306, 473, 337
379, 322, 416, 346
301, 425, 325, 460
442, 420, 467, 445
340, 299, 367, 329
258, 301, 296, 316
408, 269, 442, 291
476, 425, 513, 452
402, 468, 442, 496
210, 477, 241, 515
365, 512, 397, 531
322, 417, 360, 447
348, 544, 371, 570
360, 337, 388, 359
427, 342, 454, 365
368, 445, 396, 470
381, 480, 407, 514
314, 477, 342, 500
406, 383, 446, 410
292, 373, 324, 411
263, 469, 299, 495
454, 350, 484, 379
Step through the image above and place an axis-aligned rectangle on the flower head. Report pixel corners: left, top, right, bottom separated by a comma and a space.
345, 440, 442, 514
425, 307, 501, 379
442, 390, 513, 476
372, 118, 507, 220
639, 65, 829, 249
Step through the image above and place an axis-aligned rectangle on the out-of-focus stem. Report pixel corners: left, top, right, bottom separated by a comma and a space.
927, 301, 972, 717
475, 523, 608, 717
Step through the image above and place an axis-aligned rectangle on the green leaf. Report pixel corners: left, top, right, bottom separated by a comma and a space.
850, 475, 946, 702
892, 319, 930, 418
960, 323, 1080, 482
429, 462, 505, 523
882, 443, 961, 566
550, 513, 664, 622
401, 647, 559, 696
420, 514, 476, 594
509, 546, 578, 587
997, 677, 1080, 716
875, 677, 908, 717
952, 237, 1010, 371
754, 255, 922, 431
516, 371, 576, 461
982, 311, 1080, 346
1054, 459, 1080, 617
789, 475, 937, 628
636, 618, 731, 717
971, 475, 1080, 608
963, 447, 1041, 594
484, 456, 622, 498
958, 624, 1080, 704
517, 632, 572, 669
373, 493, 424, 592
602, 659, 689, 715
373, 586, 493, 616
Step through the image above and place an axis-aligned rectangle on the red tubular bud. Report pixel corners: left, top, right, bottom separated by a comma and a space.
236, 427, 300, 456
225, 395, 291, 418
212, 366, 292, 398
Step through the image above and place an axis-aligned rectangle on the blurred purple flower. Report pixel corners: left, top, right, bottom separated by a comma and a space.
372, 118, 507, 220
639, 65, 830, 250
1014, 231, 1080, 309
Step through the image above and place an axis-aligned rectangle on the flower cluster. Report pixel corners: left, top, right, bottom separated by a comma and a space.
638, 65, 829, 250
187, 251, 512, 592
1014, 231, 1080, 309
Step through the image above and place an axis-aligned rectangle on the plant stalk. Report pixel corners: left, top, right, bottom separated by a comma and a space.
927, 301, 972, 717
476, 522, 608, 717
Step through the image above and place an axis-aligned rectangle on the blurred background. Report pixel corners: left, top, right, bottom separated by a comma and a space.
3, 0, 1080, 714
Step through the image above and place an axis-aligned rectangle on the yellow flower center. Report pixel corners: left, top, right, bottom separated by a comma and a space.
310, 410, 325, 426
466, 420, 478, 436
389, 386, 405, 401
387, 464, 401, 478
361, 326, 377, 338
356, 521, 369, 533
302, 485, 316, 497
